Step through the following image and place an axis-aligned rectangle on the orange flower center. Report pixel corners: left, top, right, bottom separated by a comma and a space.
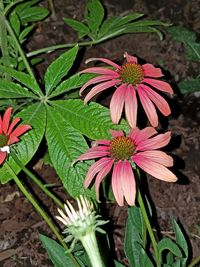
0, 134, 9, 148
119, 63, 144, 85
110, 136, 135, 161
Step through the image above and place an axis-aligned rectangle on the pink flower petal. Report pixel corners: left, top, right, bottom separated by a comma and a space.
140, 84, 171, 116
112, 162, 124, 206
95, 140, 110, 146
75, 146, 110, 162
0, 151, 7, 165
124, 52, 137, 63
143, 78, 173, 96
136, 132, 171, 151
120, 160, 136, 206
79, 75, 118, 95
2, 107, 12, 134
8, 136, 19, 145
133, 156, 177, 182
133, 150, 173, 167
0, 116, 3, 134
8, 125, 31, 144
137, 85, 158, 127
125, 85, 138, 128
85, 57, 121, 69
110, 84, 126, 124
128, 127, 140, 140
80, 67, 119, 76
95, 159, 113, 201
84, 79, 120, 104
110, 129, 124, 138
7, 117, 20, 136
142, 64, 163, 78
133, 127, 157, 145
84, 158, 114, 188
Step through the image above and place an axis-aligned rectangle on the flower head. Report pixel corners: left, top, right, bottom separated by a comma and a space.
75, 127, 177, 206
0, 107, 31, 165
56, 195, 107, 254
80, 52, 173, 128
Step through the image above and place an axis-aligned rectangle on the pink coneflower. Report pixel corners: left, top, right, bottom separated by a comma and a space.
75, 127, 177, 206
0, 107, 31, 165
80, 52, 173, 128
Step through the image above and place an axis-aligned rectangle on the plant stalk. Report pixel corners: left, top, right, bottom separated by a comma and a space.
4, 162, 80, 267
10, 151, 64, 209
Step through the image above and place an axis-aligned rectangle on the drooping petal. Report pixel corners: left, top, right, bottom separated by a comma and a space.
7, 117, 20, 136
133, 150, 173, 167
124, 52, 137, 64
137, 85, 158, 127
8, 125, 31, 145
79, 75, 118, 95
84, 158, 113, 188
95, 159, 114, 201
110, 84, 126, 124
143, 78, 173, 96
120, 160, 136, 206
142, 64, 163, 78
0, 116, 3, 134
140, 84, 171, 116
84, 79, 120, 104
136, 132, 171, 151
133, 155, 177, 182
0, 151, 7, 165
2, 107, 12, 134
80, 67, 119, 76
112, 161, 124, 206
110, 129, 124, 138
133, 127, 157, 145
85, 57, 121, 70
75, 146, 110, 162
125, 85, 138, 128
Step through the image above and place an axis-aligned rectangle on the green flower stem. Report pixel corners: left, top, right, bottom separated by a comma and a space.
188, 255, 200, 267
10, 151, 64, 210
137, 189, 160, 267
25, 40, 97, 58
4, 162, 80, 267
80, 232, 105, 267
4, 19, 42, 96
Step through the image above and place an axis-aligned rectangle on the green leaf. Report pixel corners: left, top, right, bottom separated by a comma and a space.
172, 220, 188, 265
39, 234, 78, 267
50, 99, 129, 140
63, 18, 90, 38
49, 73, 96, 98
178, 78, 200, 94
114, 260, 126, 267
9, 11, 21, 36
44, 46, 79, 95
45, 105, 94, 198
158, 238, 182, 257
0, 79, 36, 98
19, 25, 35, 43
17, 6, 49, 25
85, 0, 104, 39
0, 103, 46, 184
168, 26, 200, 61
0, 65, 42, 95
139, 245, 154, 267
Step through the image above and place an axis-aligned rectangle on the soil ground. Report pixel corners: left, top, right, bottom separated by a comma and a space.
0, 0, 200, 266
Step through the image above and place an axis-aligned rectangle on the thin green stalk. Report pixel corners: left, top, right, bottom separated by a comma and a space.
136, 169, 160, 267
4, 19, 42, 95
25, 40, 97, 58
10, 151, 64, 209
4, 162, 80, 267
188, 255, 200, 267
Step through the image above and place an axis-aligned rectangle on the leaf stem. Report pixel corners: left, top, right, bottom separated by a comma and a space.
4, 162, 80, 267
136, 170, 160, 267
10, 151, 64, 209
188, 255, 200, 267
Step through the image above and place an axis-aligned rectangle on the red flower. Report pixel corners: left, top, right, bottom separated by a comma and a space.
80, 52, 173, 128
0, 107, 31, 165
75, 127, 177, 206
